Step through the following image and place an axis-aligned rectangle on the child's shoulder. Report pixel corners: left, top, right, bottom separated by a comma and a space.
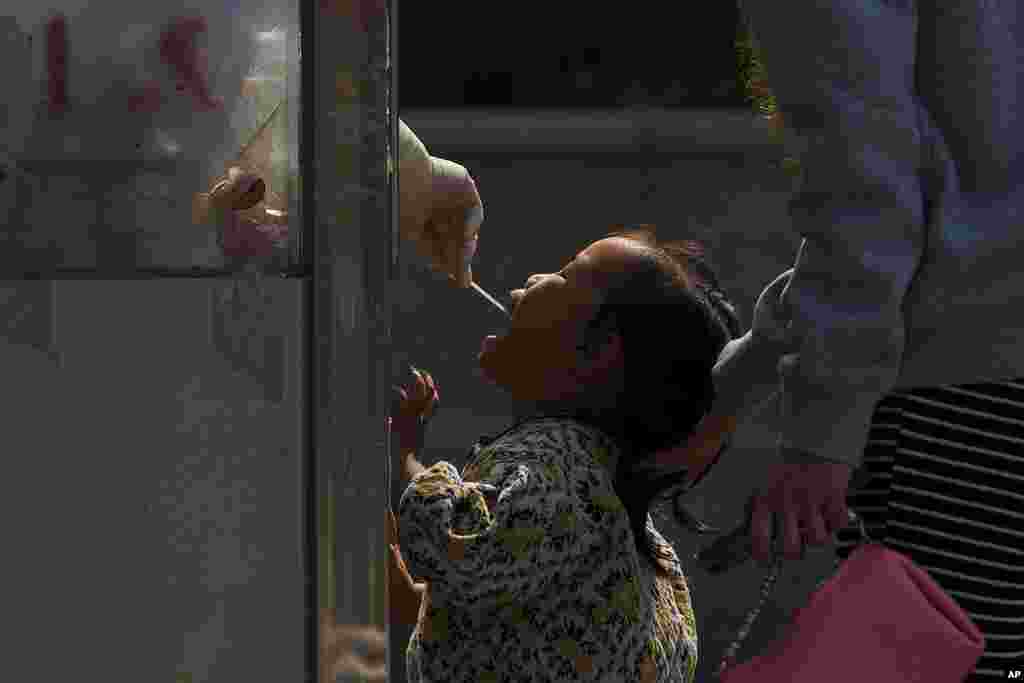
505, 417, 620, 466
464, 417, 620, 478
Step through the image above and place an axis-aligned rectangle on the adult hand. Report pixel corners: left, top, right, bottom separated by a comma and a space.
748, 458, 853, 565
751, 268, 795, 348
709, 269, 797, 420
421, 158, 483, 289
397, 120, 483, 289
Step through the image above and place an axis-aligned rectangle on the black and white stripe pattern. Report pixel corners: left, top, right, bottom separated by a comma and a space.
836, 379, 1024, 681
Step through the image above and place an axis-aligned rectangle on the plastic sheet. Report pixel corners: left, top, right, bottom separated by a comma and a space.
0, 1, 300, 273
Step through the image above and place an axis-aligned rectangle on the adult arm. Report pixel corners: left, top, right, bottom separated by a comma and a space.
740, 0, 925, 467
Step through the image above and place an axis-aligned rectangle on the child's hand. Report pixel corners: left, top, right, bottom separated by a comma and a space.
751, 269, 795, 349
390, 366, 439, 455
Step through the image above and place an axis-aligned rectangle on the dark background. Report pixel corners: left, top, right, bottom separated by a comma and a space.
399, 2, 746, 109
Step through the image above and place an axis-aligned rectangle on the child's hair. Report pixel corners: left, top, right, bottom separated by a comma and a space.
572, 225, 742, 578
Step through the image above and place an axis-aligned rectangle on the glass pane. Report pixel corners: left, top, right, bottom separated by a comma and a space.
0, 1, 302, 275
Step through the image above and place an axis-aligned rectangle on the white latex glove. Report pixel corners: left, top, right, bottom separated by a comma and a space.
398, 120, 483, 289
751, 268, 796, 348
710, 269, 798, 419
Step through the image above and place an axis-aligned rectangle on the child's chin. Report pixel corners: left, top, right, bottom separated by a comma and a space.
477, 335, 500, 374
477, 350, 516, 394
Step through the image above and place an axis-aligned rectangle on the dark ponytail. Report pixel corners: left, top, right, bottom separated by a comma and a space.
574, 226, 742, 578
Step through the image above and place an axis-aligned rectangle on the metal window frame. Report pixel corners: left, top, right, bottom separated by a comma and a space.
307, 0, 395, 679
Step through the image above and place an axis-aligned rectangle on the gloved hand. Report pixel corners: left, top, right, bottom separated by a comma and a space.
710, 269, 798, 419
751, 268, 796, 349
398, 120, 484, 289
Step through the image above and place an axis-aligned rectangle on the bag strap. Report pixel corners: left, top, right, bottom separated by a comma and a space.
711, 506, 874, 677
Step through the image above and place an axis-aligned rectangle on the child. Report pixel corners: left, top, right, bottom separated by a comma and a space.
390, 226, 793, 683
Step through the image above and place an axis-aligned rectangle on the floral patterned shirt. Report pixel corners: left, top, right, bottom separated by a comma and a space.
397, 417, 698, 683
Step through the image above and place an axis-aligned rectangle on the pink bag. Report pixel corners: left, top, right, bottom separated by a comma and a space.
705, 509, 986, 683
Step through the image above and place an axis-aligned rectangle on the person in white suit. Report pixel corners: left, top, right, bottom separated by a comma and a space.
723, 2, 1024, 679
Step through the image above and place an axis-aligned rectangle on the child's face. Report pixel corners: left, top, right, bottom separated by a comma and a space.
478, 237, 648, 406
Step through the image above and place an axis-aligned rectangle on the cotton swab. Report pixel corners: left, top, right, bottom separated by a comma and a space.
470, 281, 510, 319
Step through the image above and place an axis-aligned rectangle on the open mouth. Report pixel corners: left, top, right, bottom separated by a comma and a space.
481, 334, 501, 355
479, 294, 518, 357
482, 318, 512, 347
480, 321, 513, 357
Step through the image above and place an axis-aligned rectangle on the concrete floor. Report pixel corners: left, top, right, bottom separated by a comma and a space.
388, 109, 842, 682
